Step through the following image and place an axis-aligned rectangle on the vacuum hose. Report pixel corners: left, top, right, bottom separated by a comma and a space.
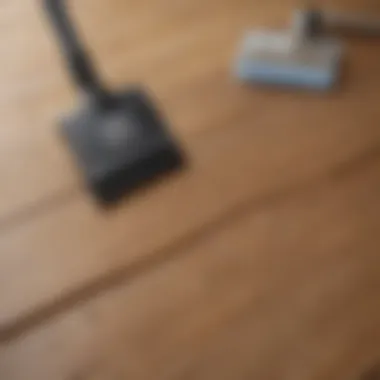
44, 0, 108, 101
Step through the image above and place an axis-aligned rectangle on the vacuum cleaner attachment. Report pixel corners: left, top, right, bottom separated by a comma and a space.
235, 8, 380, 91
44, 0, 184, 204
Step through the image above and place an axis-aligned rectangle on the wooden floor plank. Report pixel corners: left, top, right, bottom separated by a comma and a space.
2, 3, 380, 377
1, 0, 380, 221
0, 0, 260, 220
0, 0, 305, 220
1, 145, 380, 380
1, 87, 380, 332
2, 0, 380, 336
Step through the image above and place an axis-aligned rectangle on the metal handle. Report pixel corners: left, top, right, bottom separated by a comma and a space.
292, 8, 324, 43
323, 10, 380, 36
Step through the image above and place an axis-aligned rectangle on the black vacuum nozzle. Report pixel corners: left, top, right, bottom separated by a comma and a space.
43, 0, 184, 204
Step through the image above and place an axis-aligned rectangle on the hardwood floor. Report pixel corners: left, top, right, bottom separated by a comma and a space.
1, 1, 380, 379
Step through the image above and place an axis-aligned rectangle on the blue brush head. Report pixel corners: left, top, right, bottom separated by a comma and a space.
235, 31, 343, 90
236, 60, 338, 90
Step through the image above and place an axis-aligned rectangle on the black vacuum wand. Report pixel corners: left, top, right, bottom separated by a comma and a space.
44, 0, 184, 204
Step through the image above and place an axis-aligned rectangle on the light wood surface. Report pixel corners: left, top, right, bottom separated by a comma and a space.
2, 136, 380, 380
1, 0, 380, 379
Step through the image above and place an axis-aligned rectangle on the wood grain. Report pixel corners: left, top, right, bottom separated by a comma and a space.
2, 1, 380, 378
0, 0, 379, 219
1, 140, 380, 380
0, 0, 287, 221
2, 93, 380, 333
2, 0, 380, 333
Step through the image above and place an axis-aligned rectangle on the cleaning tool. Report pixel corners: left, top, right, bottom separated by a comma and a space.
44, 0, 184, 204
235, 8, 380, 90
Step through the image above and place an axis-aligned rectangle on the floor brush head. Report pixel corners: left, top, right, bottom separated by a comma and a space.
235, 31, 343, 90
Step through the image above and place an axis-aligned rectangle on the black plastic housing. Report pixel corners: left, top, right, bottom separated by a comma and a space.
62, 89, 183, 204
